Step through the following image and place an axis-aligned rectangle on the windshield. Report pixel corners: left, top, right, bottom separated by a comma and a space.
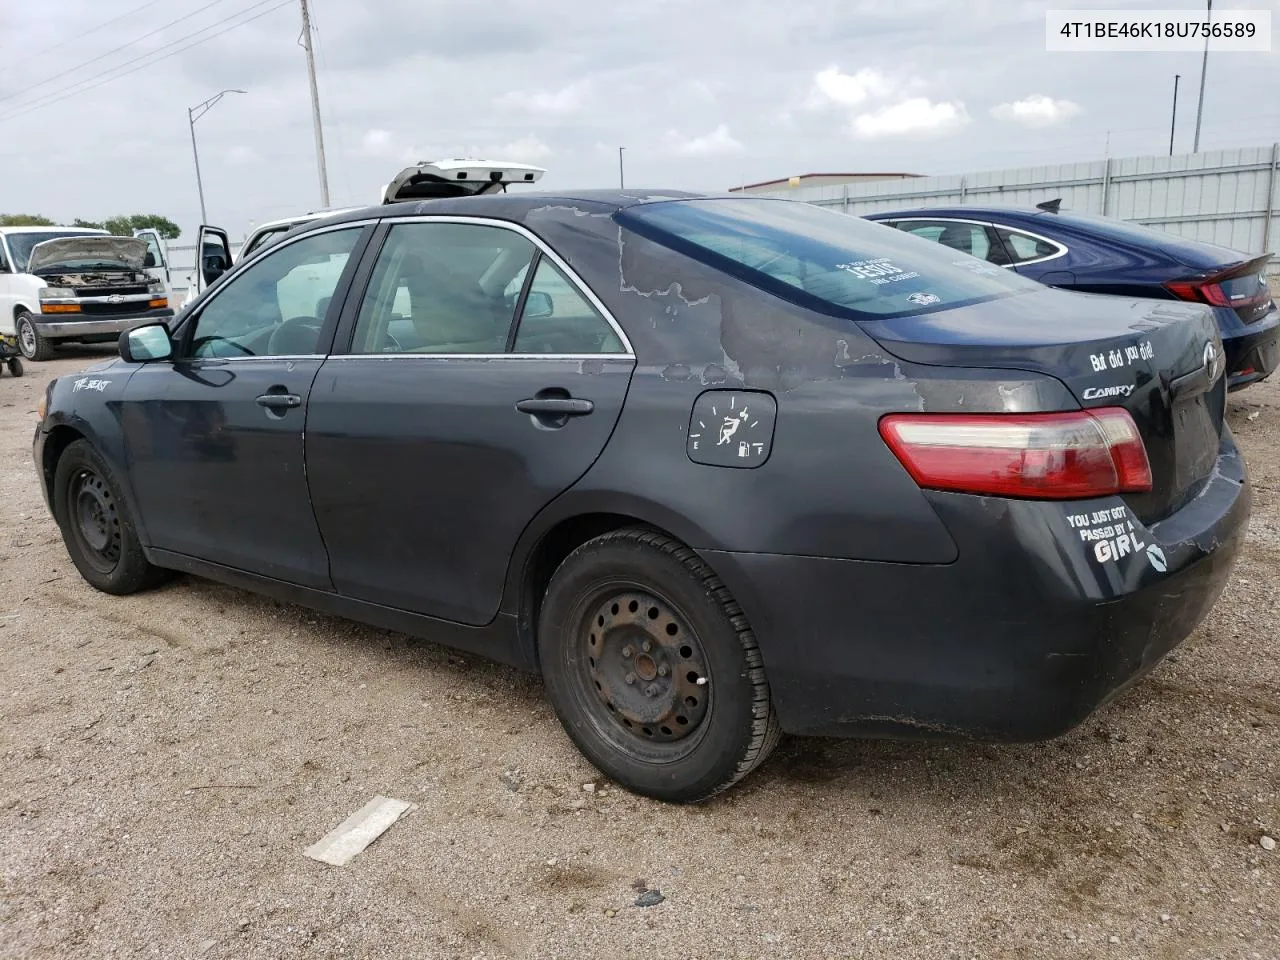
618, 199, 1041, 319
5, 231, 106, 272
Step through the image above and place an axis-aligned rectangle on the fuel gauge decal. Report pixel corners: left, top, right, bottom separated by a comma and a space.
687, 390, 777, 469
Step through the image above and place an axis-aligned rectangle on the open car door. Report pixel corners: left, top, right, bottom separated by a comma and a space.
183, 225, 233, 308
133, 228, 172, 296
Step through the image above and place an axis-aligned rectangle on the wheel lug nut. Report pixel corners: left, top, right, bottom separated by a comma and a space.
641, 640, 652, 653
624, 673, 636, 685
621, 645, 634, 658
658, 664, 669, 677
645, 684, 660, 697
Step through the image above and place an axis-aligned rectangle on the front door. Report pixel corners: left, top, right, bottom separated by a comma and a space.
133, 228, 172, 294
305, 219, 635, 625
121, 224, 369, 586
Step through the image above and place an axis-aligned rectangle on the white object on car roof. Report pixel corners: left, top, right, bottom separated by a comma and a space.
380, 158, 546, 204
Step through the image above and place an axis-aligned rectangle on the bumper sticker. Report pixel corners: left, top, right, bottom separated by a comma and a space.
1067, 505, 1151, 564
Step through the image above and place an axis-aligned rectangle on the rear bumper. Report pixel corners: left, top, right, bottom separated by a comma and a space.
706, 432, 1250, 740
1219, 304, 1278, 391
33, 308, 174, 341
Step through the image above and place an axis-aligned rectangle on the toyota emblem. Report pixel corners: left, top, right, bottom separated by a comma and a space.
1203, 340, 1224, 383
107, 294, 125, 304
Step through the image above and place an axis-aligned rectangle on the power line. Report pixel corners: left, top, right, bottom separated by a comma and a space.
0, 0, 289, 123
0, 0, 238, 106
0, 0, 292, 124
4, 0, 169, 71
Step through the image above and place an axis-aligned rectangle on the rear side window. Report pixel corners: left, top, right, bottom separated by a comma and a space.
619, 199, 1041, 318
512, 258, 625, 354
351, 222, 536, 354
995, 227, 1060, 263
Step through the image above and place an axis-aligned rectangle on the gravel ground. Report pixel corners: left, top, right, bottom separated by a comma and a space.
2, 346, 1278, 960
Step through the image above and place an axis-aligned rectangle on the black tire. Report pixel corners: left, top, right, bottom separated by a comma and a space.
53, 439, 167, 595
16, 311, 55, 362
539, 527, 780, 803
6, 357, 22, 377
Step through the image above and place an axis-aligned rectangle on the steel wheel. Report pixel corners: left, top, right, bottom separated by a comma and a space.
582, 589, 712, 753
17, 317, 37, 358
69, 468, 123, 574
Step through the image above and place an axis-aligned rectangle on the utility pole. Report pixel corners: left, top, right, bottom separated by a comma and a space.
1169, 74, 1180, 156
1193, 0, 1211, 152
299, 0, 331, 208
188, 89, 246, 224
618, 146, 625, 189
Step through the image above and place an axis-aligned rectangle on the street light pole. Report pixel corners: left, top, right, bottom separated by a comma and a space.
1169, 74, 1180, 156
188, 88, 246, 225
618, 146, 625, 189
1193, 0, 1211, 152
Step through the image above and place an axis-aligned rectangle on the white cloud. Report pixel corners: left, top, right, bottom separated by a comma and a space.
851, 98, 969, 138
807, 66, 896, 108
226, 145, 260, 166
489, 135, 553, 161
662, 124, 744, 157
495, 81, 591, 114
991, 95, 1082, 127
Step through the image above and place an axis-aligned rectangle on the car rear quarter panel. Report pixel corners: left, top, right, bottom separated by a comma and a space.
506, 208, 1080, 570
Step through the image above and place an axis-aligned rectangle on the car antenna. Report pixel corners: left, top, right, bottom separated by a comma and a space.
1035, 198, 1062, 213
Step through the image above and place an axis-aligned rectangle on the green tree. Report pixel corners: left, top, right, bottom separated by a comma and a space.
100, 214, 182, 239
73, 218, 104, 230
0, 213, 55, 226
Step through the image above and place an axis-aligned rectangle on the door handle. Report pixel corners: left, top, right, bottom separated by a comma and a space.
516, 397, 594, 416
256, 393, 302, 410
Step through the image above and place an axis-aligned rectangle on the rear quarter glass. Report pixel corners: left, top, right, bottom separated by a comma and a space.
616, 199, 1044, 321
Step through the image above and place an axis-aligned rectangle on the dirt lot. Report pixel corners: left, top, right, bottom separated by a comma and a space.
2, 348, 1278, 960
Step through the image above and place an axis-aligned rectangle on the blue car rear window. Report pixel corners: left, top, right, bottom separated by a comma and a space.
618, 199, 1041, 318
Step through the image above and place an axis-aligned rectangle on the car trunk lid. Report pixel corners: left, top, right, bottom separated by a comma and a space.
858, 288, 1225, 524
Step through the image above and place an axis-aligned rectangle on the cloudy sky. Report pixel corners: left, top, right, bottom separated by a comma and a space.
1, 0, 1277, 245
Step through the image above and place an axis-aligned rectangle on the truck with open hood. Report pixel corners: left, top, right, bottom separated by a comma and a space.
0, 226, 175, 362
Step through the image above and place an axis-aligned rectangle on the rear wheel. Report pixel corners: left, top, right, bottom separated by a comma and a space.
539, 528, 780, 802
16, 311, 55, 362
53, 440, 167, 594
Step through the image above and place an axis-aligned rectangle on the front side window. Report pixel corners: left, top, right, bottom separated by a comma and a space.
996, 227, 1060, 263
620, 199, 1042, 319
351, 222, 536, 354
137, 232, 165, 267
187, 227, 363, 358
512, 258, 625, 354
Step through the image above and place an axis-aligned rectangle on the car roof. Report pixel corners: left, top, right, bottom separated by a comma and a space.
864, 206, 1048, 221
311, 189, 717, 231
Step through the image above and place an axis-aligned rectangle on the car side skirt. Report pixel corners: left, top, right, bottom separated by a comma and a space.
147, 549, 535, 672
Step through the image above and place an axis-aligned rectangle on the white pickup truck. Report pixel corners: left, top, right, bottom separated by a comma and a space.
0, 226, 175, 361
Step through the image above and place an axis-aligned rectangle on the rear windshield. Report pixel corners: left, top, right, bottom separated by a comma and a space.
618, 199, 1042, 318
1049, 210, 1246, 262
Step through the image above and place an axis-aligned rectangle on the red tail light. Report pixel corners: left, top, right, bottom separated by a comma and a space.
878, 408, 1152, 499
1164, 278, 1232, 307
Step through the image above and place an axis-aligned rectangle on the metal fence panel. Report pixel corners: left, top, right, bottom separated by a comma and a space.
750, 144, 1280, 274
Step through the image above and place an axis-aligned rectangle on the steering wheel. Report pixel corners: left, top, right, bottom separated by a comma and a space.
267, 316, 323, 355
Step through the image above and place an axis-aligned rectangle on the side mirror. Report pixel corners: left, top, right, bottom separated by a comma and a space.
119, 322, 173, 363
143, 251, 157, 268
524, 290, 554, 320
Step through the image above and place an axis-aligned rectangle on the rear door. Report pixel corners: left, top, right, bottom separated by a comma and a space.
305, 217, 635, 626
121, 222, 370, 585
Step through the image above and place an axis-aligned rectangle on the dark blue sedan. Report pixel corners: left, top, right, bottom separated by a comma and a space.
864, 203, 1279, 391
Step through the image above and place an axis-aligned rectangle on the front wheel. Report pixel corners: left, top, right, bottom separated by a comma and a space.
16, 311, 55, 361
539, 528, 780, 803
53, 440, 168, 594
